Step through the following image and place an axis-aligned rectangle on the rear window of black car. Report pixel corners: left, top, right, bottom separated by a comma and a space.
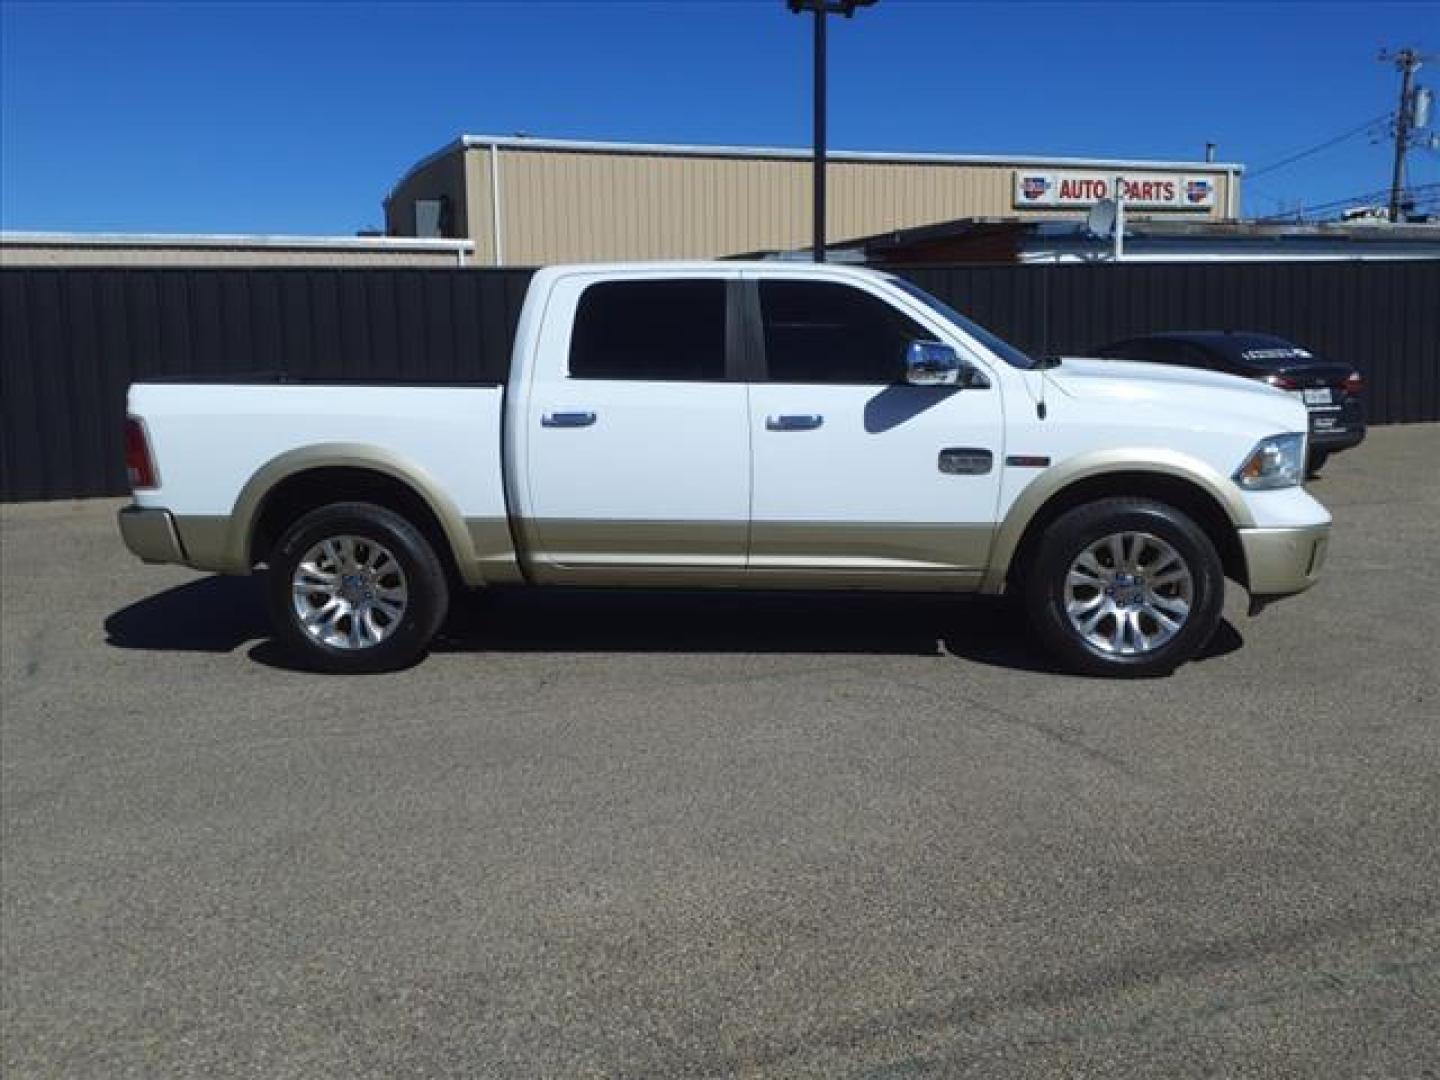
1102, 334, 1317, 370
1213, 337, 1318, 371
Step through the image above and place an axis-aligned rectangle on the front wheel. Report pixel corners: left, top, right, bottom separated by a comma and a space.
1024, 498, 1225, 677
266, 502, 450, 673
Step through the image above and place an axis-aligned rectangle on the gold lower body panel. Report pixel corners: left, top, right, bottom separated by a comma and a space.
523, 519, 993, 591
149, 513, 994, 594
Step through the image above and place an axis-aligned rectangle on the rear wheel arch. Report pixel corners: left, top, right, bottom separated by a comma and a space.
234, 448, 480, 587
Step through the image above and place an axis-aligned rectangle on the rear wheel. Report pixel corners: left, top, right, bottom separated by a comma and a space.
266, 502, 449, 673
1024, 498, 1225, 677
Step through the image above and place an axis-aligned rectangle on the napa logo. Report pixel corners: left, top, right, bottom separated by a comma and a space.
1186, 179, 1213, 204
1020, 175, 1051, 201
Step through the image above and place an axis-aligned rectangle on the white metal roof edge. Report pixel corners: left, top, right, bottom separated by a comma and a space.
455, 134, 1246, 174
0, 231, 475, 252
526, 260, 893, 282
534, 259, 881, 273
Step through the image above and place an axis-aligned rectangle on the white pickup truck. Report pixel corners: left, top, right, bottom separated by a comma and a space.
119, 262, 1331, 676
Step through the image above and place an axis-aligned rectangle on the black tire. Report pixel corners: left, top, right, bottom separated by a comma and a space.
1307, 449, 1330, 477
1023, 498, 1225, 677
265, 501, 449, 674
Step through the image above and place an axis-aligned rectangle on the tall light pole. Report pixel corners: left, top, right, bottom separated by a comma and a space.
787, 0, 876, 262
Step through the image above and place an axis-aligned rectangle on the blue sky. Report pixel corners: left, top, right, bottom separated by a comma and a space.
2, 1, 1436, 234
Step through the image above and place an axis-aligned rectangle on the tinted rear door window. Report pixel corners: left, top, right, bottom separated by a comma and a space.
569, 280, 726, 381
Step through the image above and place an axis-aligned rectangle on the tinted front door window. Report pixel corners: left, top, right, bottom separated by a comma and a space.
759, 281, 928, 384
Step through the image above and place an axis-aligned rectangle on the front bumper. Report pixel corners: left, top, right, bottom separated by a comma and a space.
1307, 394, 1364, 452
1239, 523, 1330, 598
117, 506, 186, 565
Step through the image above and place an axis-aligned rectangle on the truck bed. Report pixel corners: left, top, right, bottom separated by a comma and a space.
128, 381, 512, 579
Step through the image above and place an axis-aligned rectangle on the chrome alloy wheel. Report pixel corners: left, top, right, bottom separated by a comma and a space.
1064, 531, 1193, 657
291, 535, 408, 650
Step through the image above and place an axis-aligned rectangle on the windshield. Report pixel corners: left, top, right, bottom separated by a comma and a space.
886, 277, 1037, 370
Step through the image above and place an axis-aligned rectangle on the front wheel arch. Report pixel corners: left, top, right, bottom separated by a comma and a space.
1004, 472, 1247, 593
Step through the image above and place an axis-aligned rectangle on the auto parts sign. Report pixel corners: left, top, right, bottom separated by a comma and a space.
1013, 171, 1217, 210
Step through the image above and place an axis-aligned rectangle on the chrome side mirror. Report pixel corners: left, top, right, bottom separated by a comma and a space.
905, 341, 961, 386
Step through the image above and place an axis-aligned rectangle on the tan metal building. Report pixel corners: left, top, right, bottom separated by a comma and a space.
385, 134, 1243, 266
0, 232, 474, 268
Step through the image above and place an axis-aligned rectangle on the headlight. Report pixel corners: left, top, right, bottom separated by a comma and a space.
1234, 433, 1306, 490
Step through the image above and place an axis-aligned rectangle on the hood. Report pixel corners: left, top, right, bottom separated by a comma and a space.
1047, 356, 1307, 432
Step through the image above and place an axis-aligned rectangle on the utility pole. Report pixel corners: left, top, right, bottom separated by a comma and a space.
787, 0, 876, 262
1381, 47, 1434, 222
812, 6, 827, 261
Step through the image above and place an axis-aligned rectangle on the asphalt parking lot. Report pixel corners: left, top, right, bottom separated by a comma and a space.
3, 423, 1437, 1079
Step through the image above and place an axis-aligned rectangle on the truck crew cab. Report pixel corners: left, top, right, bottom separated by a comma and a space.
119, 263, 1331, 676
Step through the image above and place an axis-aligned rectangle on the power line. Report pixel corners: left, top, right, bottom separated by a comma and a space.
1256, 181, 1440, 221
1312, 182, 1440, 216
1247, 112, 1394, 180
1256, 186, 1391, 220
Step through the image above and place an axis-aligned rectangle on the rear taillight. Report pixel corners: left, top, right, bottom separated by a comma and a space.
124, 417, 158, 490
1343, 371, 1364, 396
1263, 374, 1300, 390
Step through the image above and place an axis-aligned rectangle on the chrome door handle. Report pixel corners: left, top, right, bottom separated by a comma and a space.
766, 414, 824, 431
938, 447, 994, 475
542, 411, 597, 428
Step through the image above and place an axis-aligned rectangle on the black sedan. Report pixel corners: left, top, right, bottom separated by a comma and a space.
1092, 331, 1365, 472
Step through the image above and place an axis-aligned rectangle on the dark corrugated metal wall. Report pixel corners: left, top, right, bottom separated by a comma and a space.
2, 261, 1436, 502
901, 260, 1440, 427
0, 268, 536, 502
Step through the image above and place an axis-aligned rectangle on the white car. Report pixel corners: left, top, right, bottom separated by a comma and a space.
119, 262, 1330, 676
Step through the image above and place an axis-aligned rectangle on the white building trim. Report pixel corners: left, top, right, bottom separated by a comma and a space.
1, 230, 474, 255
